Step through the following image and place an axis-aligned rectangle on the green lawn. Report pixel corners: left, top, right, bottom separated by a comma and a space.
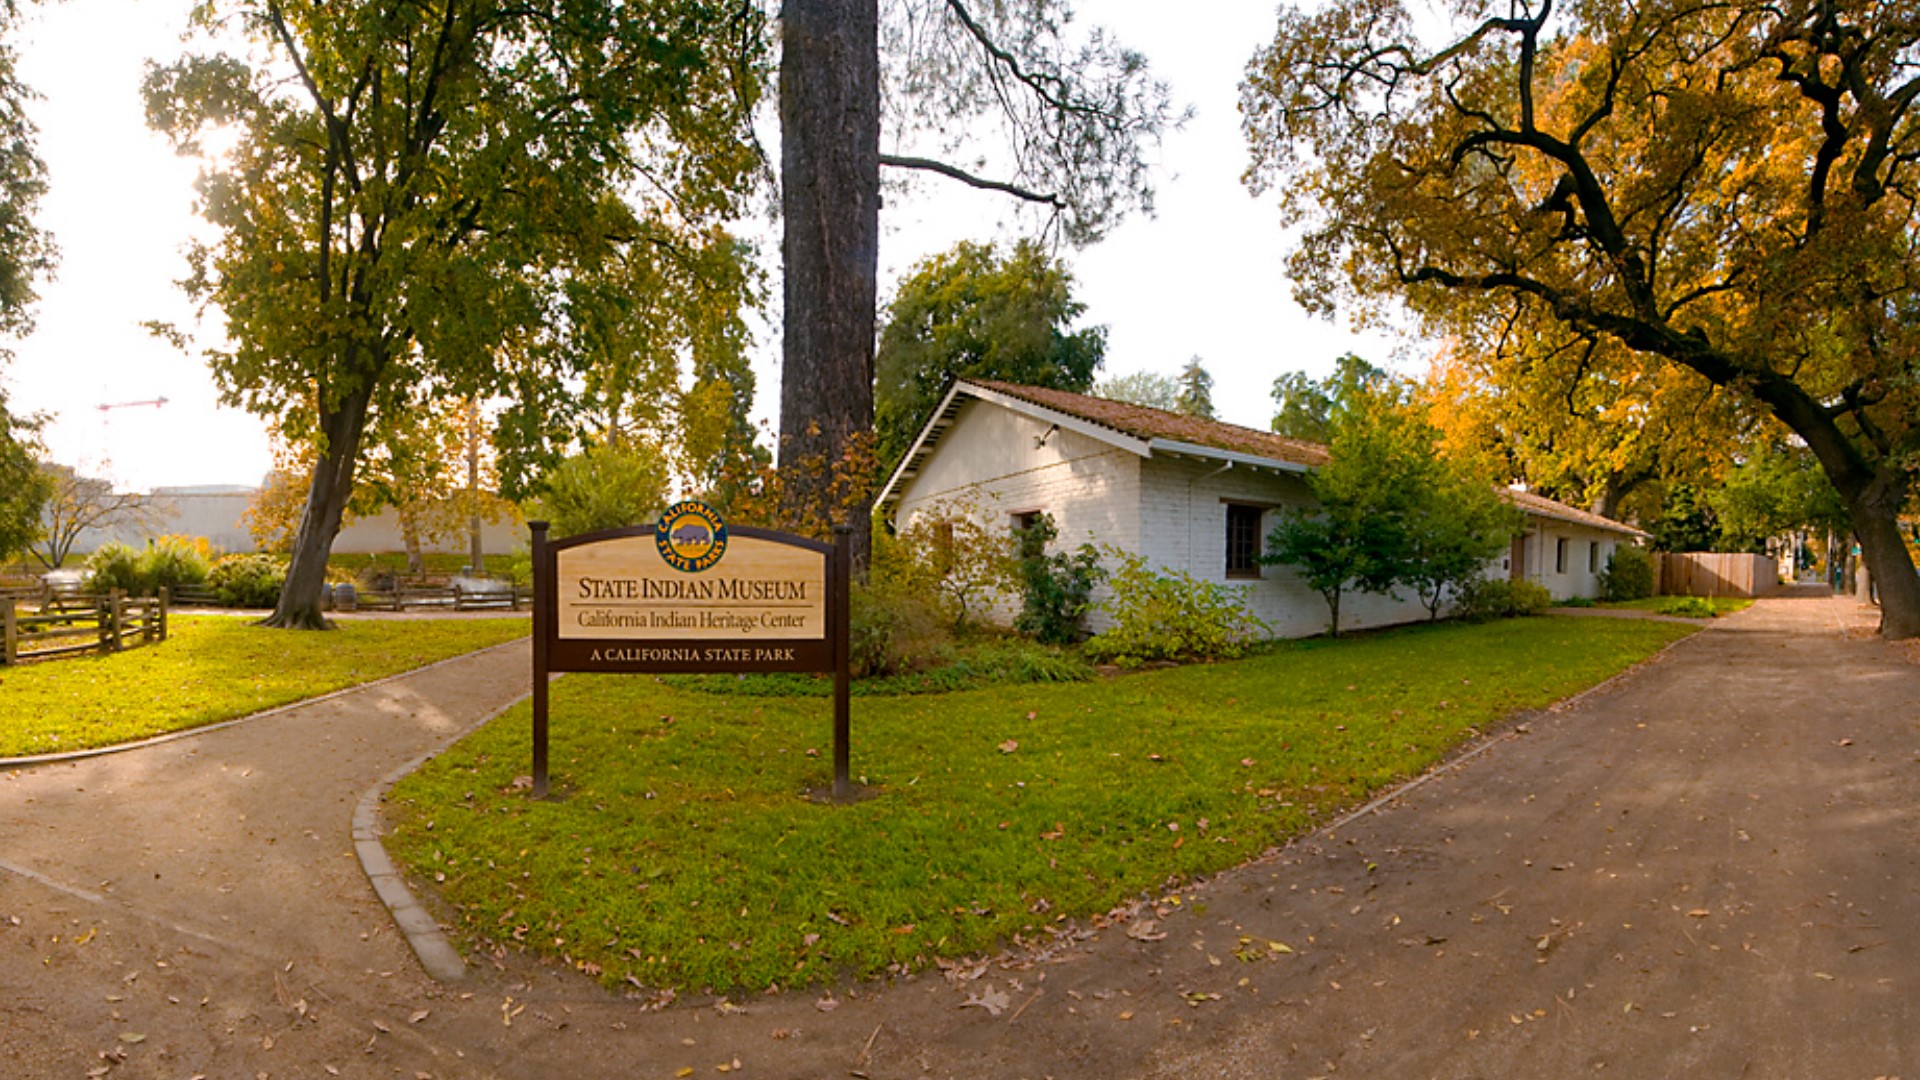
385, 615, 1695, 995
0, 616, 530, 757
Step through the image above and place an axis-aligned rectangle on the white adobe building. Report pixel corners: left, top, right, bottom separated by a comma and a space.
876, 379, 1648, 638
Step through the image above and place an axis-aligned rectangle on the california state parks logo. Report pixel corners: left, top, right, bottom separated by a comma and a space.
656, 500, 728, 573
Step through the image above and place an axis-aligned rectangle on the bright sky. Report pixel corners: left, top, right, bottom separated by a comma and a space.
2, 0, 1397, 494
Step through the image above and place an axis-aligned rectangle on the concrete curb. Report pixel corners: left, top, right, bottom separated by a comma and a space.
350, 686, 543, 984
0, 635, 529, 771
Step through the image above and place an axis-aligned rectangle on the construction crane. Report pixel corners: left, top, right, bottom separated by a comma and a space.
97, 396, 169, 414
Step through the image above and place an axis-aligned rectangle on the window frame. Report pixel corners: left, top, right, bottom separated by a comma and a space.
1224, 503, 1265, 579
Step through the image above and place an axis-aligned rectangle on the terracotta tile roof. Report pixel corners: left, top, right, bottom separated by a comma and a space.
1499, 485, 1649, 538
965, 379, 1331, 469
968, 380, 1643, 537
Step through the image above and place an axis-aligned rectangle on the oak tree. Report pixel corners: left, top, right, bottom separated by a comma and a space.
145, 0, 763, 628
1245, 0, 1920, 638
873, 238, 1104, 464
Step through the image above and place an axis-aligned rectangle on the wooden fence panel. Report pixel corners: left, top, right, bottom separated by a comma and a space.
0, 591, 170, 665
1658, 552, 1781, 598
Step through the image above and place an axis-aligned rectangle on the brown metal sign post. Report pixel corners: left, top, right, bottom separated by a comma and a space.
529, 508, 854, 802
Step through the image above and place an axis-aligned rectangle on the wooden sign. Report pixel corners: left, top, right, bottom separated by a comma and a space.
529, 506, 854, 800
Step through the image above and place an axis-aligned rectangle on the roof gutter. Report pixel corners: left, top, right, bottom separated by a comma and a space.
1147, 438, 1313, 474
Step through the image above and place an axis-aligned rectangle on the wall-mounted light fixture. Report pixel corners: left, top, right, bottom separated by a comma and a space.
1034, 422, 1060, 449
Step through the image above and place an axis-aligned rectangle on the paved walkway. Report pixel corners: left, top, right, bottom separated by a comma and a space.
1, 590, 1914, 1077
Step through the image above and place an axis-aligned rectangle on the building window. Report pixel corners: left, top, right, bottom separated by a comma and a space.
1226, 504, 1263, 578
1555, 537, 1568, 574
1589, 540, 1600, 575
1010, 510, 1043, 536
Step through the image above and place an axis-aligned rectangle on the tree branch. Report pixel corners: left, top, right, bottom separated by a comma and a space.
878, 153, 1063, 207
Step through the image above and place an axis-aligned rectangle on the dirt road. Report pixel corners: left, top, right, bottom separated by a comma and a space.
2, 589, 1914, 1078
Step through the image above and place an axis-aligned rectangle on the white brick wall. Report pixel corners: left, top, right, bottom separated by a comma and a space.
890, 398, 1635, 638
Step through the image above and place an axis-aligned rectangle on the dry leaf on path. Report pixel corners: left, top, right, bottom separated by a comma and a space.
1126, 920, 1167, 943
960, 985, 1011, 1017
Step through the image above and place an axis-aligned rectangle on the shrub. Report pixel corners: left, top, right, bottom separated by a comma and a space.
875, 507, 1015, 632
1456, 576, 1554, 619
1011, 514, 1104, 645
848, 579, 952, 678
1600, 545, 1656, 601
83, 537, 215, 597
1653, 595, 1718, 618
208, 554, 286, 609
84, 542, 144, 595
140, 536, 212, 594
1083, 550, 1268, 667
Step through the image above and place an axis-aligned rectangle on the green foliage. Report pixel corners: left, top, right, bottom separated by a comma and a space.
0, 4, 54, 340
1010, 514, 1103, 646
0, 397, 49, 563
1260, 378, 1433, 635
848, 578, 952, 679
386, 615, 1693, 993
877, 501, 1017, 632
1094, 370, 1179, 410
143, 0, 766, 623
208, 554, 287, 609
0, 617, 529, 756
1600, 546, 1658, 602
1262, 369, 1522, 625
1653, 596, 1719, 618
1455, 577, 1553, 620
1403, 472, 1525, 620
1243, 0, 1920, 634
83, 542, 142, 595
1083, 550, 1267, 666
533, 440, 671, 538
86, 537, 216, 598
1710, 449, 1851, 553
1650, 483, 1720, 553
874, 240, 1106, 465
1173, 356, 1215, 418
1268, 354, 1386, 442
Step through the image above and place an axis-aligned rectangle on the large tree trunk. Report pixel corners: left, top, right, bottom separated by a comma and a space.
1844, 470, 1920, 639
264, 390, 372, 630
778, 0, 879, 565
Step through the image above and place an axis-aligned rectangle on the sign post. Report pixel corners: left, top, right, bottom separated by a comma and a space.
529, 505, 855, 801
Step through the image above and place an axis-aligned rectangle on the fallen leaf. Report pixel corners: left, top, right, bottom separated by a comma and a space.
997, 740, 1018, 754
960, 985, 1011, 1017
409, 1009, 430, 1024
1686, 909, 1711, 918
118, 1033, 146, 1044
1126, 920, 1167, 943
815, 994, 840, 1013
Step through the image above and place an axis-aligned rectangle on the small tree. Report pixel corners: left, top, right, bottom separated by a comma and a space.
534, 440, 671, 539
1403, 470, 1525, 620
1011, 513, 1103, 645
883, 498, 1017, 632
1261, 384, 1427, 635
34, 464, 160, 569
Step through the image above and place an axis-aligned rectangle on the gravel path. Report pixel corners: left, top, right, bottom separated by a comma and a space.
2, 588, 1913, 1078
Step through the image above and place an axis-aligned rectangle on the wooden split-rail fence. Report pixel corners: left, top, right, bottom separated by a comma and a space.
1, 588, 170, 665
